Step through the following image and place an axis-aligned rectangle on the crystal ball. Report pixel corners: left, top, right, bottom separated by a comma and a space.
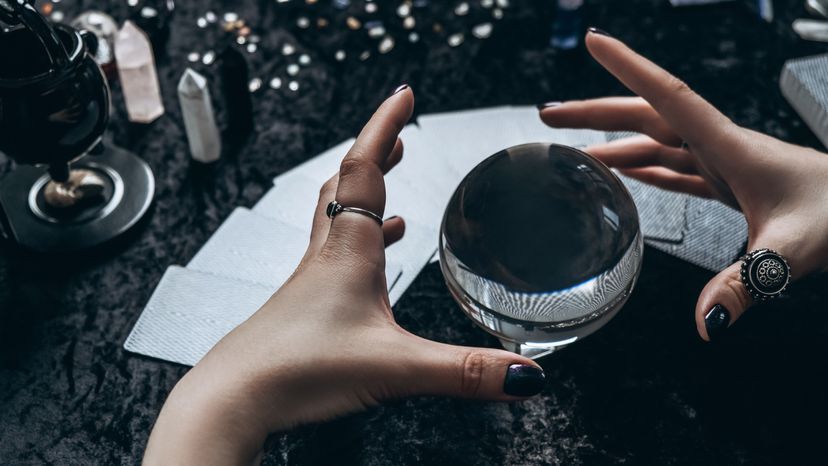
439, 143, 643, 356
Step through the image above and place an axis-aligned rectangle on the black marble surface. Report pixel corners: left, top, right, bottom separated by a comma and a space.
2, 1, 828, 464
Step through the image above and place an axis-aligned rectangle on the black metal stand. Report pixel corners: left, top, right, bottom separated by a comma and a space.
0, 144, 154, 253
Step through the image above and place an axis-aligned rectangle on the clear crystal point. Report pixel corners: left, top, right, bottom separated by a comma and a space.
177, 68, 221, 163
115, 21, 165, 124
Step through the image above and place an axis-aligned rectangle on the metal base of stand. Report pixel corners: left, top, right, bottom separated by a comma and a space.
0, 145, 154, 253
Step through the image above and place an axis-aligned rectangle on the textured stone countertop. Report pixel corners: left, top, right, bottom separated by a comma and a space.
2, 1, 828, 464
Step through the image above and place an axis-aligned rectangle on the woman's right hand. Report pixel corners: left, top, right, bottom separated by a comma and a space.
539, 29, 828, 341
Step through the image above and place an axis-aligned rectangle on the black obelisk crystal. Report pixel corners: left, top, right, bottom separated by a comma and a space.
219, 46, 254, 144
127, 0, 175, 56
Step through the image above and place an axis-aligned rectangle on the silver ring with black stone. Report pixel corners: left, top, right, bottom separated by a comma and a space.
739, 248, 791, 301
326, 200, 383, 226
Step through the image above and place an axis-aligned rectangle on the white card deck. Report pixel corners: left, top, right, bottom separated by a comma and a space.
188, 207, 309, 289
253, 172, 319, 231
124, 266, 275, 366
385, 124, 461, 228
510, 105, 608, 148
276, 138, 355, 186
417, 106, 526, 178
189, 207, 404, 291
386, 217, 439, 306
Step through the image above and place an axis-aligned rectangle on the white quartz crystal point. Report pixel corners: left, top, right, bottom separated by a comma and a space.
115, 21, 165, 123
178, 68, 222, 163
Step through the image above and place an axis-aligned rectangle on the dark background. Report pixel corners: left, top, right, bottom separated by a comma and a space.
2, 0, 828, 464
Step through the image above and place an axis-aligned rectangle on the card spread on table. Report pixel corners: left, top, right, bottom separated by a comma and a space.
124, 266, 275, 366
418, 106, 526, 177
126, 106, 749, 365
187, 207, 309, 288
189, 207, 403, 291
276, 137, 355, 186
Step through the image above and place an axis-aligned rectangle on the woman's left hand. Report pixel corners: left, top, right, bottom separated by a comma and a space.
143, 86, 546, 466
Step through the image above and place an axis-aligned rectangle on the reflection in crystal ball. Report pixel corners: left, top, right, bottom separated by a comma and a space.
440, 143, 642, 354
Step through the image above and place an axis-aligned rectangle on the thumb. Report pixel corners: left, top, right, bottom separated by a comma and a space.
695, 246, 793, 341
403, 335, 547, 400
694, 262, 752, 341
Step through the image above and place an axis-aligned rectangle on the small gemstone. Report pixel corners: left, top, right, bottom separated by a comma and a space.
347, 16, 362, 30
141, 7, 158, 18
378, 36, 395, 54
448, 33, 465, 47
472, 22, 493, 39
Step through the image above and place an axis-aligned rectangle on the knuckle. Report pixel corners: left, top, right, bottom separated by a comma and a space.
459, 352, 485, 397
667, 76, 692, 95
339, 153, 367, 177
724, 272, 752, 311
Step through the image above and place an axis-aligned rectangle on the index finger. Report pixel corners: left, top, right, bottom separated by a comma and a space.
326, 86, 414, 255
584, 30, 737, 150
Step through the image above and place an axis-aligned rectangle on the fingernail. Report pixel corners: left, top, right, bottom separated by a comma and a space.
536, 101, 562, 110
385, 215, 399, 221
391, 84, 409, 96
704, 304, 730, 341
587, 27, 611, 37
503, 364, 546, 397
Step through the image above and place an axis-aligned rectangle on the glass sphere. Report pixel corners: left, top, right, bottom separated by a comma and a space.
439, 143, 643, 358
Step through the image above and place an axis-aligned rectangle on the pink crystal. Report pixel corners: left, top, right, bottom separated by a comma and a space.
115, 21, 165, 123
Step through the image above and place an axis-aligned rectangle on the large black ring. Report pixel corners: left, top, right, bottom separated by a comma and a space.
739, 248, 790, 301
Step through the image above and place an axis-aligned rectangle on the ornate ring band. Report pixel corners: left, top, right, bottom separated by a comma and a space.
326, 201, 383, 226
739, 248, 791, 301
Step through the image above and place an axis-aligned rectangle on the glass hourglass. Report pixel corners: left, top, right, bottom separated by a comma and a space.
440, 143, 643, 359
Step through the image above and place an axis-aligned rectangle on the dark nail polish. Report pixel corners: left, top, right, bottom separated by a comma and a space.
587, 27, 611, 37
536, 101, 562, 110
704, 304, 730, 341
391, 84, 409, 96
503, 364, 546, 397
385, 215, 399, 221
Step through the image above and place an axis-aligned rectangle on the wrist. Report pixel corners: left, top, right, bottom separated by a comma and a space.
144, 366, 270, 466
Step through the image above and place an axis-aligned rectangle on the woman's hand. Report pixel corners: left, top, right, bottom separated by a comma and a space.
539, 29, 828, 341
143, 86, 546, 466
